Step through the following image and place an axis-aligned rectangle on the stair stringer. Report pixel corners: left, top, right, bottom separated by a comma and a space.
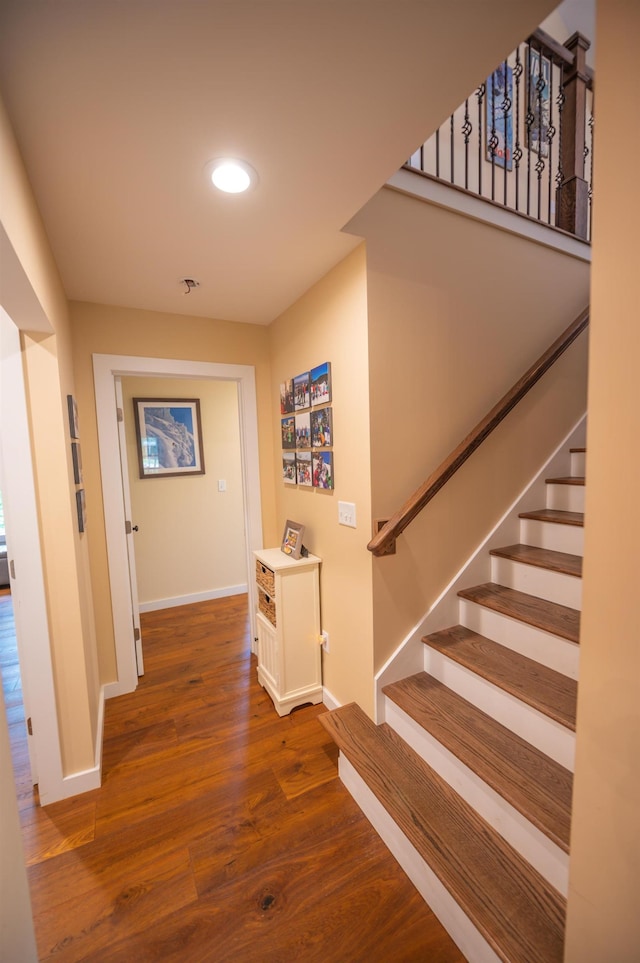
374, 414, 586, 723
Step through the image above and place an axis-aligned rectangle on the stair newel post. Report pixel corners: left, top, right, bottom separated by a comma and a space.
555, 31, 591, 239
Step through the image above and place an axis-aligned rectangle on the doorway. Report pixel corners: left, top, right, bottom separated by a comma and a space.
93, 353, 263, 698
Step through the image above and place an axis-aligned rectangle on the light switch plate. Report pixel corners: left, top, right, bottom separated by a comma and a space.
338, 501, 356, 528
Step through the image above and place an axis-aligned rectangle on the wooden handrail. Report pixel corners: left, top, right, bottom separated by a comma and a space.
368, 308, 590, 557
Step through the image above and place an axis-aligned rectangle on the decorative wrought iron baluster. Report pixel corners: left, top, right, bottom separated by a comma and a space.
462, 99, 472, 190
534, 43, 546, 221
555, 71, 565, 226
476, 83, 485, 195
419, 143, 425, 173
435, 128, 440, 179
513, 47, 523, 212
450, 113, 455, 183
547, 57, 556, 224
525, 42, 534, 216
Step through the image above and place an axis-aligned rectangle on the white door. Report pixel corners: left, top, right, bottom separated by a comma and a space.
115, 378, 144, 676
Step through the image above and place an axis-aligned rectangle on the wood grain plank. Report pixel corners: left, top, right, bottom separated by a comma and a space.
545, 476, 585, 486
458, 582, 580, 643
519, 508, 584, 527
424, 624, 577, 729
384, 672, 572, 849
2, 594, 464, 963
490, 543, 582, 578
320, 703, 566, 963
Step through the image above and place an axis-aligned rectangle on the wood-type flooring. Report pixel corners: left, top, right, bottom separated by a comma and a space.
1, 591, 465, 962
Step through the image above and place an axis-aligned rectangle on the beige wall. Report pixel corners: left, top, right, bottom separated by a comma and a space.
121, 376, 246, 605
70, 300, 276, 683
347, 188, 590, 671
0, 95, 99, 775
269, 246, 375, 714
565, 1, 640, 959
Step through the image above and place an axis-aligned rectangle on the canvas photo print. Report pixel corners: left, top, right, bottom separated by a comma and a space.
295, 412, 311, 448
281, 416, 296, 449
312, 451, 333, 489
311, 407, 332, 447
282, 451, 296, 485
293, 372, 310, 410
296, 451, 312, 487
280, 379, 294, 414
310, 362, 331, 405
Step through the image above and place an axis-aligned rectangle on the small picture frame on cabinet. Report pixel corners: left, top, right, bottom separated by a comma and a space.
281, 519, 305, 559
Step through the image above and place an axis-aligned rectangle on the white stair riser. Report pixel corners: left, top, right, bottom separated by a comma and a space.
570, 451, 586, 475
490, 556, 582, 611
519, 517, 584, 557
546, 482, 585, 513
339, 755, 502, 963
424, 646, 576, 770
384, 698, 569, 895
458, 599, 580, 680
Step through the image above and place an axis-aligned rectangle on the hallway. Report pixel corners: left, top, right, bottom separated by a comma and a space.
2, 593, 464, 962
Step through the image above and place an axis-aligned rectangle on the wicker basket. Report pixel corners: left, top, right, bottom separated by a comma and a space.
256, 561, 275, 597
258, 588, 277, 627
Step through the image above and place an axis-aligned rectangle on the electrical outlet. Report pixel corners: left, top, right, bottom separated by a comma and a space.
338, 501, 356, 528
321, 630, 330, 653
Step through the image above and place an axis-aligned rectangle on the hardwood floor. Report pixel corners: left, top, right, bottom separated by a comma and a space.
1, 592, 465, 962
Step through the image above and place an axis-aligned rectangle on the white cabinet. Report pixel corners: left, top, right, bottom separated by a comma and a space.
254, 547, 322, 716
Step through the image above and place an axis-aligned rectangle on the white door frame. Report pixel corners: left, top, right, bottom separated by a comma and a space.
0, 307, 65, 804
93, 353, 263, 697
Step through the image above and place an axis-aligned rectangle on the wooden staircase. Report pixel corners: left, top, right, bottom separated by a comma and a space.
320, 446, 586, 962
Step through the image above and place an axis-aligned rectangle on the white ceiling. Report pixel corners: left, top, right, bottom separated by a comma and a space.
0, 0, 557, 325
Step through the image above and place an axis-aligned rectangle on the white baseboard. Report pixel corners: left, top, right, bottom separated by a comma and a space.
39, 686, 105, 805
138, 584, 248, 613
323, 688, 341, 711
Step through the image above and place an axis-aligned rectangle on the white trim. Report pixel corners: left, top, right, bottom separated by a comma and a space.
53, 686, 105, 802
138, 584, 248, 613
0, 308, 65, 805
387, 168, 592, 264
93, 353, 263, 698
374, 415, 587, 721
322, 687, 341, 711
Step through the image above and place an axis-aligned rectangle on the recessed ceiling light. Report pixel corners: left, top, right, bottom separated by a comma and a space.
208, 158, 257, 194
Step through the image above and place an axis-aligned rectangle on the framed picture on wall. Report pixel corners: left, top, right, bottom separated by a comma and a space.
67, 394, 80, 439
76, 488, 87, 533
133, 398, 205, 478
310, 362, 331, 405
485, 63, 513, 170
71, 441, 83, 485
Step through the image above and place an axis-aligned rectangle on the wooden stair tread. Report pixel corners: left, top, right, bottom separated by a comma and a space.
490, 544, 582, 578
569, 447, 586, 453
519, 508, 584, 527
319, 703, 566, 963
545, 476, 585, 486
423, 625, 577, 730
458, 582, 580, 644
383, 672, 572, 851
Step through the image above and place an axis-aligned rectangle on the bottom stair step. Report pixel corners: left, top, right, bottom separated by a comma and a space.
319, 703, 565, 963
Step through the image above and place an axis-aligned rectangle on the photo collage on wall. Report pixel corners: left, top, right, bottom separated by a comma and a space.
280, 362, 333, 490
